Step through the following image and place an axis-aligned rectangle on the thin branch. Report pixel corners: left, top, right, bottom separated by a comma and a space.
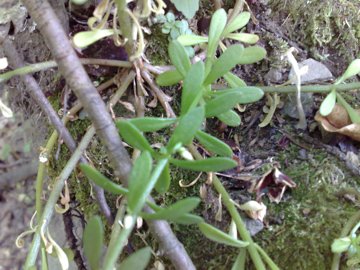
0, 58, 132, 84
2, 39, 112, 222
141, 69, 176, 117
24, 72, 134, 267
24, 126, 96, 268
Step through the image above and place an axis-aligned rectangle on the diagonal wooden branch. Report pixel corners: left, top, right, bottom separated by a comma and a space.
22, 0, 195, 269
23, 0, 133, 182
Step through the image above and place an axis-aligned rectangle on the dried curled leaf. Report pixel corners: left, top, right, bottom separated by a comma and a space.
315, 110, 360, 142
238, 201, 267, 222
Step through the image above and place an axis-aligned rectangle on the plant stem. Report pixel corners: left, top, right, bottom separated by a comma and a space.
36, 132, 58, 218
254, 243, 280, 270
103, 159, 168, 270
261, 82, 360, 94
115, 0, 134, 57
188, 145, 267, 270
24, 127, 96, 269
228, 0, 245, 25
212, 176, 266, 270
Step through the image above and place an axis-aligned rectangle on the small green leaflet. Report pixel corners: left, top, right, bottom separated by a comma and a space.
128, 151, 153, 214
237, 46, 266, 64
167, 106, 205, 152
169, 40, 191, 77
181, 61, 205, 114
170, 157, 237, 172
223, 72, 247, 87
204, 45, 244, 85
117, 121, 153, 152
79, 164, 128, 195
335, 59, 360, 85
207, 9, 227, 59
127, 117, 177, 132
222, 12, 251, 36
198, 223, 249, 248
319, 89, 336, 116
171, 213, 204, 225
195, 130, 233, 157
336, 93, 360, 124
156, 69, 183, 86
170, 0, 199, 19
73, 29, 114, 48
177, 34, 208, 46
231, 249, 247, 270
83, 216, 104, 270
217, 110, 241, 127
118, 247, 152, 270
155, 161, 171, 194
226, 33, 259, 44
205, 87, 263, 117
141, 197, 200, 221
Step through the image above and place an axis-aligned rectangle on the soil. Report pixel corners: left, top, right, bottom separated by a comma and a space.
1, 0, 359, 269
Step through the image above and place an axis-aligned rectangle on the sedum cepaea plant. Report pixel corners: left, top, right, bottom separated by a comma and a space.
78, 8, 278, 270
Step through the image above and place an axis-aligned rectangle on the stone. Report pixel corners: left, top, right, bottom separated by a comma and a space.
288, 58, 333, 84
265, 68, 283, 83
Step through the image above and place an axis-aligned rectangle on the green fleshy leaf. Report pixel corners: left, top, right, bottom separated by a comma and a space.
237, 46, 266, 64
181, 61, 205, 114
156, 69, 183, 86
226, 33, 259, 44
336, 59, 360, 84
171, 213, 204, 224
204, 44, 244, 85
319, 89, 336, 116
142, 197, 200, 221
170, 0, 199, 19
170, 157, 237, 172
118, 247, 152, 270
79, 164, 128, 195
155, 161, 171, 194
73, 29, 114, 48
205, 87, 264, 117
166, 12, 175, 23
217, 110, 241, 127
128, 151, 153, 214
231, 249, 247, 270
222, 12, 251, 36
195, 130, 233, 157
223, 72, 247, 87
331, 237, 351, 253
169, 40, 191, 77
199, 223, 249, 248
127, 117, 177, 132
117, 121, 153, 152
167, 106, 205, 152
177, 34, 208, 46
207, 9, 227, 60
336, 93, 360, 124
83, 216, 103, 270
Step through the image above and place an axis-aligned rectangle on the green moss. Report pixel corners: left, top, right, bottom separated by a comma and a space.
269, 0, 360, 61
254, 144, 360, 269
145, 25, 170, 66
